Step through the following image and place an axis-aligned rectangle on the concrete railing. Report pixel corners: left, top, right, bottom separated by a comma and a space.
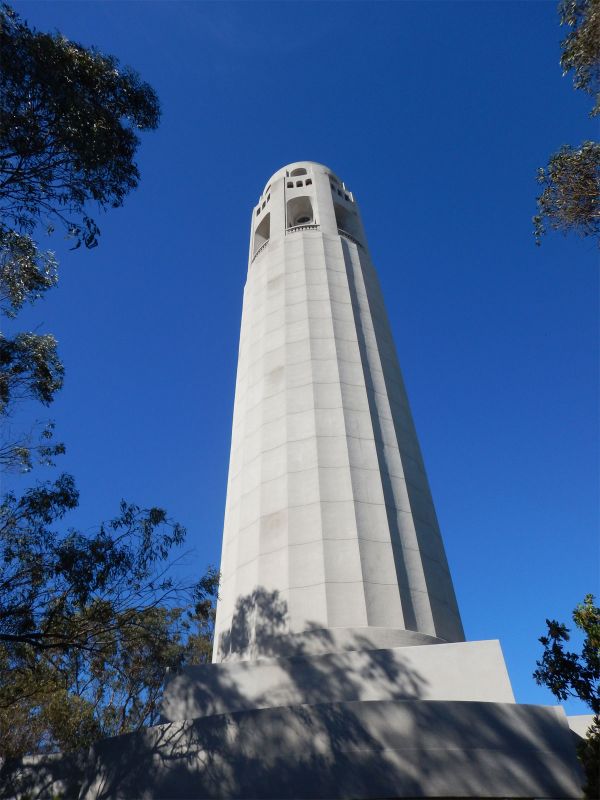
251, 240, 270, 262
285, 224, 320, 234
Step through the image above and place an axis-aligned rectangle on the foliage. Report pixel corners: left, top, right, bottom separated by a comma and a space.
534, 594, 600, 797
0, 5, 217, 763
0, 331, 64, 412
0, 327, 65, 472
0, 420, 65, 474
0, 227, 57, 319
534, 0, 600, 245
560, 0, 600, 116
533, 141, 600, 243
0, 2, 160, 255
0, 2, 160, 471
0, 475, 218, 758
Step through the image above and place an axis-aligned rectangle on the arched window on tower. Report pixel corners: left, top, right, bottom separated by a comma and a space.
253, 213, 270, 256
290, 167, 307, 177
287, 196, 314, 228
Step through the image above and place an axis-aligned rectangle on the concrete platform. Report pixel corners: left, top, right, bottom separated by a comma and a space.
78, 699, 582, 799
1, 640, 584, 799
162, 639, 515, 722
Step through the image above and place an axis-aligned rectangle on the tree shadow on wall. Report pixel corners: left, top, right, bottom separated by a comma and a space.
216, 587, 290, 662
0, 750, 86, 800
162, 587, 428, 723
79, 586, 432, 798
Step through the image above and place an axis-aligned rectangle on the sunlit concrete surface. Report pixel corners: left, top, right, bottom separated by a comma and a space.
567, 714, 596, 738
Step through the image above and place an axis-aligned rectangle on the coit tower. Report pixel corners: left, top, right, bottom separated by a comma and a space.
213, 161, 464, 662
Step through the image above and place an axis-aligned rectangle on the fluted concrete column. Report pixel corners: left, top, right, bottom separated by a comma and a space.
213, 162, 464, 662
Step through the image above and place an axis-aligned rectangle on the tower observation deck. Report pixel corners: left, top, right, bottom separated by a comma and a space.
213, 161, 464, 662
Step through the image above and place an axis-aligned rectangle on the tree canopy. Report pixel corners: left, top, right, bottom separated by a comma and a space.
534, 594, 600, 798
534, 0, 600, 245
0, 5, 217, 762
0, 1, 160, 263
534, 141, 600, 243
0, 1, 160, 471
560, 0, 600, 116
0, 476, 218, 757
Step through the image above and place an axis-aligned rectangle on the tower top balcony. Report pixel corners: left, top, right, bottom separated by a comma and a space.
251, 161, 365, 263
262, 161, 342, 194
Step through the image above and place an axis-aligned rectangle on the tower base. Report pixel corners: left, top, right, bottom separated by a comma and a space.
1, 640, 584, 799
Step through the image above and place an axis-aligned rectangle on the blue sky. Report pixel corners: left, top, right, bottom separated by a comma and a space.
7, 1, 598, 714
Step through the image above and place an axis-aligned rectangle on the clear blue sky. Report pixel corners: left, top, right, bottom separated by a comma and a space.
7, 1, 598, 714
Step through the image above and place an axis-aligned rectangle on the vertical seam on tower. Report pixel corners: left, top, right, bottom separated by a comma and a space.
325, 235, 370, 629
216, 278, 257, 660
311, 231, 332, 628
285, 231, 310, 632
254, 251, 269, 656
354, 249, 463, 640
283, 232, 292, 638
340, 238, 418, 632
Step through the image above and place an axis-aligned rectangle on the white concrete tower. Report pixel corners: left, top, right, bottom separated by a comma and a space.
213, 161, 464, 662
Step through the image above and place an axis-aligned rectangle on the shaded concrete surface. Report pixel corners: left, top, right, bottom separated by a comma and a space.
162, 639, 514, 723
0, 700, 581, 800
214, 587, 446, 664
1, 586, 584, 799
219, 621, 444, 663
1, 700, 584, 799
78, 700, 582, 799
0, 751, 86, 800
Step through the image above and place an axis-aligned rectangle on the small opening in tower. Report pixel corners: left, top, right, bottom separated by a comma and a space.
287, 195, 314, 227
296, 181, 303, 188
287, 182, 293, 188
306, 179, 312, 186
344, 193, 350, 201
290, 167, 307, 176
253, 212, 270, 256
256, 208, 260, 216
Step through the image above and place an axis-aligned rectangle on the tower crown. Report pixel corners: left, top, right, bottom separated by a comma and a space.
262, 162, 341, 193
251, 161, 364, 263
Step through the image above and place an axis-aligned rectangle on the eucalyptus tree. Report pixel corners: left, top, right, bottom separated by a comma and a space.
0, 5, 217, 760
534, 594, 599, 798
534, 0, 600, 244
